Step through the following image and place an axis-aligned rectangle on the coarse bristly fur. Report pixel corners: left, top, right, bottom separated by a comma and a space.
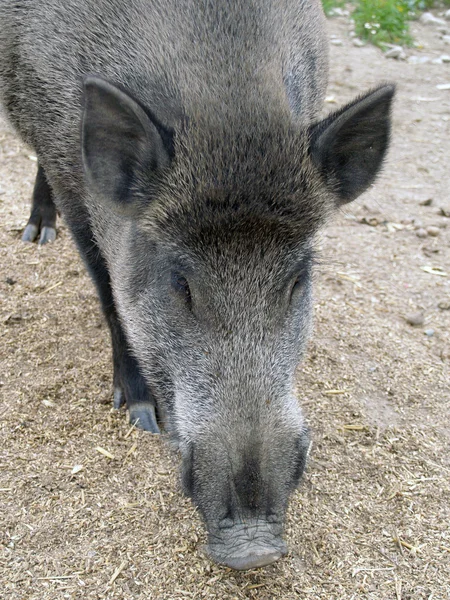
0, 0, 395, 570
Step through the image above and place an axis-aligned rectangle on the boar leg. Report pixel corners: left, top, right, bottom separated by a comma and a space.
66, 215, 160, 433
22, 164, 57, 245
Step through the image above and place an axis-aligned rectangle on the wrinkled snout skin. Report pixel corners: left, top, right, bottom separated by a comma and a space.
205, 519, 288, 571
0, 0, 394, 570
182, 424, 309, 569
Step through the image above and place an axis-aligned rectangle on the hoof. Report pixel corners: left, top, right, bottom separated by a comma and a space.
22, 223, 39, 242
129, 403, 160, 433
39, 226, 57, 245
113, 387, 126, 409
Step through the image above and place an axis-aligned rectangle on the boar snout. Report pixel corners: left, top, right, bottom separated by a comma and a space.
181, 425, 310, 569
205, 518, 288, 570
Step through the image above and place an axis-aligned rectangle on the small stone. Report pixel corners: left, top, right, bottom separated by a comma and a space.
407, 55, 431, 64
328, 7, 349, 17
414, 219, 424, 229
420, 12, 446, 27
439, 207, 450, 217
352, 38, 365, 47
446, 9, 450, 20
432, 57, 443, 64
405, 312, 424, 326
441, 54, 450, 62
416, 228, 428, 238
419, 198, 433, 206
438, 300, 450, 310
424, 329, 435, 337
426, 226, 440, 236
5, 277, 16, 285
330, 38, 343, 46
443, 36, 450, 45
384, 46, 403, 59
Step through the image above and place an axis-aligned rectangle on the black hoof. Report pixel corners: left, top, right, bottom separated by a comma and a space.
22, 223, 39, 242
129, 403, 160, 433
39, 226, 57, 245
113, 387, 126, 409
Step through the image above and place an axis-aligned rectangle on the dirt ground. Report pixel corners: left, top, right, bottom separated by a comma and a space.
1, 12, 450, 600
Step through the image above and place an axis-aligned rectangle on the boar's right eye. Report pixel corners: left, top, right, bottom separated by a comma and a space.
171, 272, 192, 309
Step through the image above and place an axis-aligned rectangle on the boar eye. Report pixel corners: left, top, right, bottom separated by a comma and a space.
171, 272, 192, 309
290, 266, 310, 303
290, 276, 304, 302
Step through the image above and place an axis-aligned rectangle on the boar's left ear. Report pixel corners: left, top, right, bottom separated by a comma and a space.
310, 84, 395, 205
82, 75, 173, 215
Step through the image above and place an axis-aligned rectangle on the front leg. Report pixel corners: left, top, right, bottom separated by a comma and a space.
65, 215, 160, 432
108, 313, 160, 433
22, 164, 58, 245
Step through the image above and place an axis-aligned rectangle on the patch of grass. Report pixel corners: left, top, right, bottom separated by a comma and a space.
322, 0, 346, 16
351, 0, 413, 47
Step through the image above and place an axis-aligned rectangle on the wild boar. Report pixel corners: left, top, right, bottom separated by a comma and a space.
0, 0, 394, 569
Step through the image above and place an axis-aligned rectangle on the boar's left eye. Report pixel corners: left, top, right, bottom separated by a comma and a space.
290, 273, 307, 303
289, 259, 311, 304
291, 278, 302, 297
171, 272, 192, 309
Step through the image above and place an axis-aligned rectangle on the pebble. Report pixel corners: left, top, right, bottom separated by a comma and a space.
441, 54, 450, 62
419, 198, 433, 206
328, 7, 349, 17
426, 225, 440, 236
407, 55, 431, 64
443, 36, 450, 45
420, 12, 446, 27
446, 9, 450, 20
330, 38, 343, 46
424, 329, 435, 337
352, 38, 365, 47
405, 312, 425, 326
384, 46, 404, 59
416, 228, 428, 238
438, 300, 450, 310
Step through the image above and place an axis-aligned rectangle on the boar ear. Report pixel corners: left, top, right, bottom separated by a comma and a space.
310, 84, 395, 205
82, 76, 172, 215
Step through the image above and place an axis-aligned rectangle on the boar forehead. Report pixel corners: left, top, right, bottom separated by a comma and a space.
140, 119, 334, 241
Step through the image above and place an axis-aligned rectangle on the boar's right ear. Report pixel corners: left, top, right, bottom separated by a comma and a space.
82, 76, 172, 215
309, 84, 395, 206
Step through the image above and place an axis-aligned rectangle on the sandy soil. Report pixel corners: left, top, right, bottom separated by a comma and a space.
1, 13, 449, 600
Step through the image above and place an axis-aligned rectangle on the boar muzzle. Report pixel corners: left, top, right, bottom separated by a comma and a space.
205, 517, 288, 570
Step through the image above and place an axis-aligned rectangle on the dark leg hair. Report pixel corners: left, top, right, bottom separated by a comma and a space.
66, 215, 159, 433
22, 164, 58, 245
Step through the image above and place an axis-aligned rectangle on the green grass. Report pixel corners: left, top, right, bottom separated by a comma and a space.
351, 0, 413, 47
322, 0, 346, 15
323, 0, 450, 48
